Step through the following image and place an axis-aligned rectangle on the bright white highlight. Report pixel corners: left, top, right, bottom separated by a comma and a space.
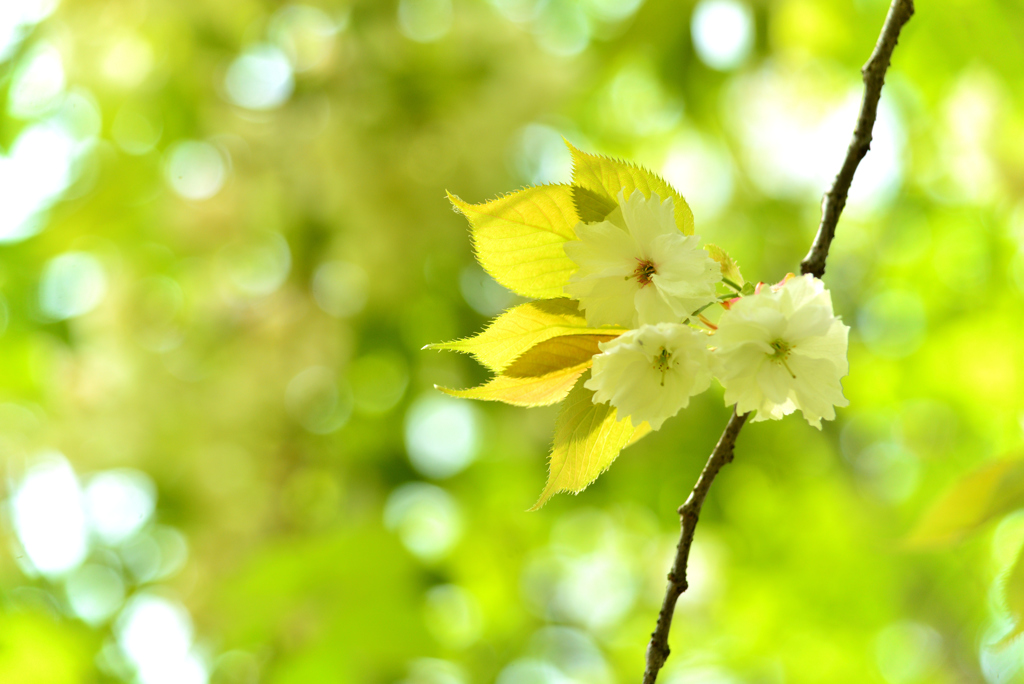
39, 251, 107, 320
0, 123, 77, 242
224, 44, 294, 111
384, 483, 463, 561
661, 133, 734, 221
116, 594, 208, 684
691, 0, 754, 71
0, 0, 59, 63
397, 0, 453, 43
8, 42, 65, 119
10, 453, 88, 577
404, 395, 479, 479
729, 66, 903, 209
84, 469, 157, 546
165, 141, 227, 201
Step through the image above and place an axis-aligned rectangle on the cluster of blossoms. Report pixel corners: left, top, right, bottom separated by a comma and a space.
570, 189, 849, 431
438, 144, 851, 504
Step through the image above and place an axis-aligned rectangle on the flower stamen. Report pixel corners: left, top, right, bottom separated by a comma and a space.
653, 347, 672, 386
633, 258, 657, 287
769, 339, 797, 379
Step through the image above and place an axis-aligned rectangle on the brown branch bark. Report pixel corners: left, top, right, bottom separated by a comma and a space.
800, 0, 916, 278
642, 2, 914, 681
642, 409, 747, 683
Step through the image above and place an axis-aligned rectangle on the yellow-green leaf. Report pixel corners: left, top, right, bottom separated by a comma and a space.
567, 142, 694, 236
706, 244, 743, 286
426, 299, 623, 374
448, 185, 579, 299
572, 186, 616, 223
906, 456, 1024, 548
530, 375, 649, 510
503, 334, 616, 376
438, 363, 590, 407
437, 334, 617, 408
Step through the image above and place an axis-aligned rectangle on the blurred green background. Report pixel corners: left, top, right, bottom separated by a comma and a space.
1, 0, 1024, 682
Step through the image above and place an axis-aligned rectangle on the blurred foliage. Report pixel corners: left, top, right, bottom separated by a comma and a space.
1, 0, 1024, 683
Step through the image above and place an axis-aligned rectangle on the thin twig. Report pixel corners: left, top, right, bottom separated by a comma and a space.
801, 0, 916, 278
642, 409, 747, 683
642, 1, 914, 681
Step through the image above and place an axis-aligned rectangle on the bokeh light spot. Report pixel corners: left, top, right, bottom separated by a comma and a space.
225, 44, 294, 111
113, 107, 162, 156
100, 34, 154, 89
691, 0, 754, 71
39, 251, 107, 320
84, 469, 156, 546
222, 232, 292, 297
404, 395, 479, 479
285, 366, 352, 434
312, 260, 369, 318
460, 264, 517, 317
401, 658, 468, 684
11, 453, 88, 577
398, 0, 453, 43
65, 563, 126, 626
661, 133, 734, 221
424, 584, 482, 648
495, 659, 566, 684
384, 483, 463, 561
583, 0, 644, 23
0, 1, 59, 63
534, 0, 590, 56
512, 123, 573, 186
165, 140, 227, 201
351, 352, 409, 415
0, 122, 77, 242
8, 42, 65, 119
270, 5, 340, 72
116, 593, 207, 684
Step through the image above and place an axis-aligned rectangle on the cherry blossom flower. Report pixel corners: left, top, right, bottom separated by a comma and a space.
713, 274, 849, 428
564, 189, 720, 328
586, 322, 713, 430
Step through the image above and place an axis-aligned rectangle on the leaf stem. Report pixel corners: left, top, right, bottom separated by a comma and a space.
721, 277, 743, 293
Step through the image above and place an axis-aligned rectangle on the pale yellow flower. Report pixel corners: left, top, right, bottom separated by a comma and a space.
564, 189, 720, 328
713, 274, 849, 428
586, 323, 713, 430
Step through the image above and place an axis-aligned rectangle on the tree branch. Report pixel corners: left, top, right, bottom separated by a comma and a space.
642, 1, 914, 681
642, 409, 747, 684
800, 0, 916, 278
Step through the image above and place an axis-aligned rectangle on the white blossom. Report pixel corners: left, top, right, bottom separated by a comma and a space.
713, 274, 849, 428
585, 323, 713, 430
564, 189, 721, 328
